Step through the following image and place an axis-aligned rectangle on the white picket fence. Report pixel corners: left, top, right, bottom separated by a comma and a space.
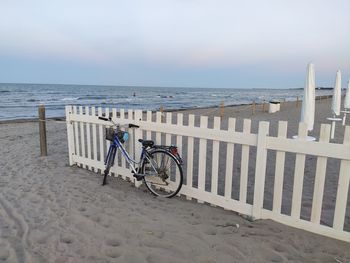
65, 105, 350, 242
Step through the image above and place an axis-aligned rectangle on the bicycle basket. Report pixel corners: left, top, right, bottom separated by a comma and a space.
105, 127, 116, 141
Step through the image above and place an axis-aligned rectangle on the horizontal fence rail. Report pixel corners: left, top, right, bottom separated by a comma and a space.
65, 105, 350, 242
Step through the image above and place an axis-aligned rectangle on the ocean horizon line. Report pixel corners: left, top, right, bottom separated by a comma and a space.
0, 82, 305, 90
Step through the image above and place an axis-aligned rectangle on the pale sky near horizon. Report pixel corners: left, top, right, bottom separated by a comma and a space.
0, 0, 349, 88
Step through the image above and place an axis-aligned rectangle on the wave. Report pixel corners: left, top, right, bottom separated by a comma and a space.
61, 97, 80, 101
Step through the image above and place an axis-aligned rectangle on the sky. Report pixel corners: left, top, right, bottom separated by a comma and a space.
0, 0, 349, 89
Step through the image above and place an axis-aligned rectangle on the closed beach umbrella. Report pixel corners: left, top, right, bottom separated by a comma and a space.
331, 70, 341, 116
300, 63, 315, 131
344, 80, 350, 109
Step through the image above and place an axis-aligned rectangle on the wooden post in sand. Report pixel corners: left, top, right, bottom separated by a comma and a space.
160, 105, 165, 122
251, 100, 256, 115
296, 96, 300, 108
262, 100, 266, 112
38, 105, 47, 156
220, 101, 224, 119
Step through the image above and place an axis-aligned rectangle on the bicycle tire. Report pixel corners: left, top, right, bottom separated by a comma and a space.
102, 146, 116, 186
141, 149, 183, 198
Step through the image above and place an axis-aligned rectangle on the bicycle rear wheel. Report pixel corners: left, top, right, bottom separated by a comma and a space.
141, 149, 183, 198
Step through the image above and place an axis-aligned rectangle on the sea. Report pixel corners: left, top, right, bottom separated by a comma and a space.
0, 83, 333, 120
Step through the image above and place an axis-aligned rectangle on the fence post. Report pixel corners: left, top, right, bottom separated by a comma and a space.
38, 105, 47, 156
333, 126, 350, 230
251, 100, 256, 115
252, 121, 269, 219
134, 110, 143, 188
160, 105, 165, 122
262, 100, 266, 112
65, 105, 75, 166
220, 101, 224, 119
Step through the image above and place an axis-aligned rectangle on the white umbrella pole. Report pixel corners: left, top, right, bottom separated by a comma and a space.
331, 120, 336, 139
343, 113, 347, 126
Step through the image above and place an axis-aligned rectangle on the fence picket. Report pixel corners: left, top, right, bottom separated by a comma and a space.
91, 107, 97, 172
225, 118, 236, 200
120, 109, 126, 169
291, 123, 308, 219
186, 114, 195, 200
72, 106, 80, 162
311, 124, 330, 223
65, 106, 75, 166
240, 119, 251, 202
85, 106, 92, 170
79, 106, 86, 169
79, 106, 86, 167
273, 121, 288, 214
333, 126, 350, 230
176, 113, 183, 188
111, 108, 119, 175
134, 110, 143, 187
211, 117, 221, 195
198, 116, 208, 203
252, 121, 269, 219
98, 107, 104, 172
146, 111, 152, 140
105, 108, 110, 160
156, 112, 162, 144
128, 109, 134, 161
166, 113, 172, 146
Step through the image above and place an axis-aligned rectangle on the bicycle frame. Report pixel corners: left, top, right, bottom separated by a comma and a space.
105, 133, 147, 174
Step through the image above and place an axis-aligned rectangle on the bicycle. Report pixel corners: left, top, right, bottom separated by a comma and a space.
98, 116, 184, 198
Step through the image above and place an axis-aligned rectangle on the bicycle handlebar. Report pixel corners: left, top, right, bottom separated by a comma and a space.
98, 116, 111, 121
128, 124, 140, 128
98, 116, 139, 128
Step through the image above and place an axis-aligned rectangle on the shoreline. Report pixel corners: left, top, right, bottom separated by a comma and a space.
0, 94, 334, 124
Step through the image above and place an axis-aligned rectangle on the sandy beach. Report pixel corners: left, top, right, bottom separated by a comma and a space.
0, 97, 349, 263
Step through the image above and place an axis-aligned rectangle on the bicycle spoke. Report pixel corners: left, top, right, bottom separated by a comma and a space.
142, 150, 183, 198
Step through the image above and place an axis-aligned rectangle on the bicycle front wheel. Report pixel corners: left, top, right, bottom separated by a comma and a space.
141, 149, 183, 198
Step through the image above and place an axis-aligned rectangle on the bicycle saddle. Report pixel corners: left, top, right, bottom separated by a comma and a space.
138, 139, 154, 148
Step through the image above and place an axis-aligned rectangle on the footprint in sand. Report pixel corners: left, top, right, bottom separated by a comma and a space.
60, 235, 74, 244
89, 214, 101, 223
78, 207, 86, 212
203, 227, 217, 235
0, 247, 9, 261
188, 219, 200, 225
272, 243, 287, 253
31, 230, 50, 244
259, 248, 285, 263
104, 248, 122, 259
105, 239, 121, 247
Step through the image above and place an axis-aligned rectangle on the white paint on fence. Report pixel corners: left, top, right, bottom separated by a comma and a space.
211, 117, 220, 195
66, 106, 350, 242
240, 119, 251, 203
198, 116, 208, 203
311, 124, 330, 224
291, 123, 308, 219
186, 114, 195, 201
272, 121, 287, 215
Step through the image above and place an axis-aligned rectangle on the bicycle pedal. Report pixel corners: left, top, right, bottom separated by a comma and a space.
133, 173, 144, 181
